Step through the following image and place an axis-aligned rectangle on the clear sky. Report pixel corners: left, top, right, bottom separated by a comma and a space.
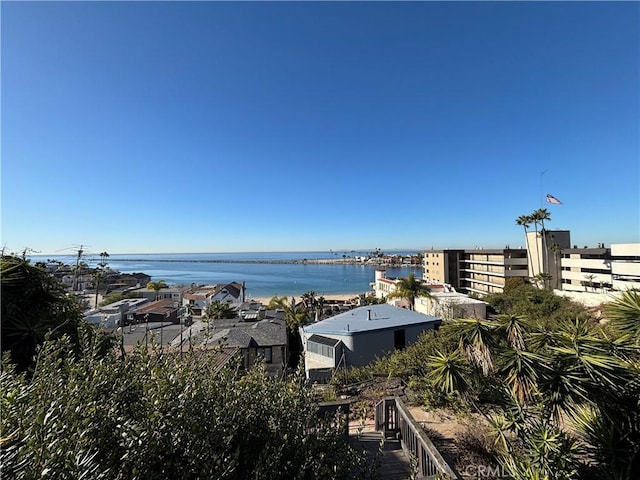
2, 1, 638, 255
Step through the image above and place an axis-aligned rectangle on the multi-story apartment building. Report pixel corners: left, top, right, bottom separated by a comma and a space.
459, 248, 529, 296
426, 240, 639, 297
423, 250, 463, 286
611, 243, 640, 291
559, 243, 640, 292
423, 248, 529, 296
560, 246, 612, 292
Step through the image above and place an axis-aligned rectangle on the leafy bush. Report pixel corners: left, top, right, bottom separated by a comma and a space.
1, 334, 371, 479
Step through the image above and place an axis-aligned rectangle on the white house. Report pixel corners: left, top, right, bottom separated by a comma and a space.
84, 298, 150, 329
414, 292, 487, 321
182, 282, 245, 316
300, 304, 441, 381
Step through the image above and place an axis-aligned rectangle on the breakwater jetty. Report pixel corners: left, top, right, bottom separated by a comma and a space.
111, 258, 419, 266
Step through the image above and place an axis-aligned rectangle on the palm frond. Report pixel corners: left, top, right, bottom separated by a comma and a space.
427, 349, 470, 396
605, 290, 640, 343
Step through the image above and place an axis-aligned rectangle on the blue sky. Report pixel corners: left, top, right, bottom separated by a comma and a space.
2, 1, 638, 255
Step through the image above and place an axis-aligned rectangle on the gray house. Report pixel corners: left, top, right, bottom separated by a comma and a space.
199, 318, 288, 376
300, 304, 441, 380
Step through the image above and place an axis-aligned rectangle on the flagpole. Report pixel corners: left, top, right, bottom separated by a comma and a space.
540, 169, 547, 208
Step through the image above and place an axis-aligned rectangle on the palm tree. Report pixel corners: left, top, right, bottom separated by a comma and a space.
387, 273, 432, 310
605, 289, 640, 344
533, 208, 552, 276
146, 280, 168, 301
533, 272, 553, 289
432, 311, 640, 479
516, 214, 534, 276
301, 291, 317, 311
98, 251, 109, 268
583, 273, 596, 292
267, 295, 289, 310
93, 269, 105, 309
527, 210, 545, 278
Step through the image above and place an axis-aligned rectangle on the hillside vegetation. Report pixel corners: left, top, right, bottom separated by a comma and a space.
333, 283, 640, 480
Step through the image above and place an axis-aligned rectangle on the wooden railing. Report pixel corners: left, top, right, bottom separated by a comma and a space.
375, 397, 459, 479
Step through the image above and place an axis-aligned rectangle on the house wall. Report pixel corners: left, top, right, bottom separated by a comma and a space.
213, 288, 243, 305
347, 324, 436, 366
307, 323, 437, 368
247, 345, 287, 375
415, 295, 486, 321
85, 312, 121, 328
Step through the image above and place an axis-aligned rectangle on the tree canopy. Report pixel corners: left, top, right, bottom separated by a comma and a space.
387, 273, 432, 310
1, 255, 84, 372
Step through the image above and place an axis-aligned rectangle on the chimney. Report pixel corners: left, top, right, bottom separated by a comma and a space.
367, 309, 371, 321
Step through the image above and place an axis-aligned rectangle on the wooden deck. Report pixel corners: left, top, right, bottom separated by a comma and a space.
352, 430, 412, 479
320, 397, 458, 479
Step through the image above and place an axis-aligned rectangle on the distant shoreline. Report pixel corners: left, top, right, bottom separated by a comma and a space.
247, 293, 360, 304
110, 258, 422, 267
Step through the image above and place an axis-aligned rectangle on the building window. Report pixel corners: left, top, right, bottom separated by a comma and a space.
257, 347, 272, 363
308, 341, 333, 358
394, 329, 406, 350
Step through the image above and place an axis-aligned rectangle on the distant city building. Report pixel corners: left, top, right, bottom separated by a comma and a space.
423, 248, 529, 296
559, 243, 640, 292
424, 237, 640, 297
459, 248, 529, 296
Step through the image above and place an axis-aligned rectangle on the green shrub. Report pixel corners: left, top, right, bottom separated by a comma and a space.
1, 334, 371, 479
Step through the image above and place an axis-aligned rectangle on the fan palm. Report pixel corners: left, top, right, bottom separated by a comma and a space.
448, 317, 498, 375
605, 290, 640, 344
386, 273, 432, 311
427, 349, 471, 395
146, 280, 168, 300
532, 208, 552, 277
516, 214, 534, 275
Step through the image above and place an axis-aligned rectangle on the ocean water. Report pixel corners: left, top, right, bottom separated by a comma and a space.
31, 251, 423, 298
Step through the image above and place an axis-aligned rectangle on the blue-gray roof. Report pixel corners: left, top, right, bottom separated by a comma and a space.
302, 304, 440, 336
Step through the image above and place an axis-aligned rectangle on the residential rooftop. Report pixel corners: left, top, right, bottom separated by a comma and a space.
302, 304, 440, 336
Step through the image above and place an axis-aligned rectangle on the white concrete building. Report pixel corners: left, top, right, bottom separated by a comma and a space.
560, 247, 612, 292
84, 298, 150, 329
414, 292, 487, 321
611, 243, 640, 291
